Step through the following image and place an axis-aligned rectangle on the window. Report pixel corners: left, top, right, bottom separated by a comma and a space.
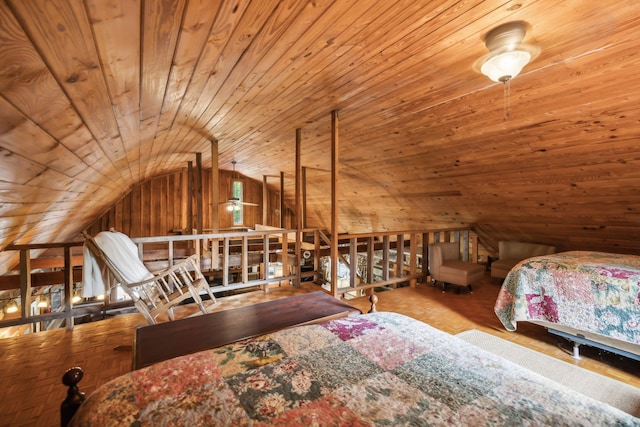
232, 180, 243, 225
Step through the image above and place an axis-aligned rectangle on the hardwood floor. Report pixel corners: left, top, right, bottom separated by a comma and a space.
1, 274, 638, 426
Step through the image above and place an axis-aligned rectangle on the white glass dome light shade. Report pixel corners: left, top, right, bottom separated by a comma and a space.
481, 50, 531, 82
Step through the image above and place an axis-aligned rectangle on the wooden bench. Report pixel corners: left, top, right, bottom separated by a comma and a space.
132, 291, 361, 369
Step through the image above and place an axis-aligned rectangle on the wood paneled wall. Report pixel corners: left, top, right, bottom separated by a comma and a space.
87, 169, 293, 237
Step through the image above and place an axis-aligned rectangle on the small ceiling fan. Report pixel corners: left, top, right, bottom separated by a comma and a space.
219, 161, 259, 211
222, 196, 258, 210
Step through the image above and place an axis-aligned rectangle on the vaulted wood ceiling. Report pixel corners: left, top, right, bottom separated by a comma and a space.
1, 0, 640, 273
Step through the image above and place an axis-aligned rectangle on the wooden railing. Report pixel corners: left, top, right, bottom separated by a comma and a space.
316, 228, 478, 298
0, 227, 478, 333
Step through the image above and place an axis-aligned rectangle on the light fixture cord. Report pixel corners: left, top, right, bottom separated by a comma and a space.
503, 78, 511, 121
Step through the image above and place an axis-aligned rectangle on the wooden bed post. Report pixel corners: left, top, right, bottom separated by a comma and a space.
61, 367, 85, 427
368, 293, 378, 313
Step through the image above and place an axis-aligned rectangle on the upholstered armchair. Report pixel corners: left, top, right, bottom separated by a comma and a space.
490, 241, 556, 280
428, 242, 485, 293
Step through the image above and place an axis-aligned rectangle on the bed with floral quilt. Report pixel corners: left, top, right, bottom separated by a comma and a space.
68, 311, 639, 426
495, 251, 640, 360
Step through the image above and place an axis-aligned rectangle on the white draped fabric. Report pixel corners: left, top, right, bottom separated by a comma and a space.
82, 231, 154, 298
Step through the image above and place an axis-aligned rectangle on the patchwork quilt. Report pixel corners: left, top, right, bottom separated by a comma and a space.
495, 251, 640, 345
70, 312, 639, 426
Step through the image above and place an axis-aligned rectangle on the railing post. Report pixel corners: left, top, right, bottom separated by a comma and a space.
382, 236, 390, 281
470, 233, 478, 264
223, 237, 230, 287
409, 233, 417, 287
313, 229, 320, 282
349, 237, 357, 288
462, 230, 470, 262
263, 233, 269, 291
19, 249, 31, 322
366, 236, 374, 285
396, 234, 404, 280
281, 231, 289, 286
242, 236, 248, 283
64, 246, 74, 330
422, 233, 429, 283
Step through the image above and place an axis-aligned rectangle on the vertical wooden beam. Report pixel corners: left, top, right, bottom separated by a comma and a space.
262, 175, 268, 225
313, 229, 320, 282
396, 234, 404, 280
279, 171, 285, 228
295, 128, 302, 287
301, 166, 307, 228
422, 232, 429, 281
210, 141, 219, 233
409, 233, 417, 287
330, 109, 339, 297
462, 230, 470, 262
187, 161, 193, 234
223, 237, 230, 287
19, 249, 31, 320
211, 141, 220, 269
242, 236, 248, 283
281, 231, 289, 286
382, 235, 390, 281
349, 237, 357, 288
470, 233, 478, 264
180, 168, 188, 232
366, 237, 374, 285
263, 233, 270, 292
64, 246, 73, 330
195, 153, 203, 234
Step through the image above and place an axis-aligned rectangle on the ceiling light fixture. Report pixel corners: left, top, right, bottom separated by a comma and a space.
5, 299, 18, 314
36, 295, 49, 308
480, 22, 533, 83
474, 21, 539, 119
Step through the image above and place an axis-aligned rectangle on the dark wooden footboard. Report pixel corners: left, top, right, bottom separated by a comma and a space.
133, 291, 361, 369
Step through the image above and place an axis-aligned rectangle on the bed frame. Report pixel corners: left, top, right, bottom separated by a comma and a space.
532, 320, 640, 361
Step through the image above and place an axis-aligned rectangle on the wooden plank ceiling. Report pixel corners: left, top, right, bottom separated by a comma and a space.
1, 0, 640, 273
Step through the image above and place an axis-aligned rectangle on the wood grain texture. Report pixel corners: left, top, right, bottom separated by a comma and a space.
1, 0, 640, 275
86, 168, 287, 237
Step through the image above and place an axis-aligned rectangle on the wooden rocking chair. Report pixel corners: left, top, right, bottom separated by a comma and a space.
83, 230, 217, 324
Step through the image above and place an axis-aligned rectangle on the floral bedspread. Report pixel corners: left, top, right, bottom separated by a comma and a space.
495, 251, 640, 344
70, 312, 639, 426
